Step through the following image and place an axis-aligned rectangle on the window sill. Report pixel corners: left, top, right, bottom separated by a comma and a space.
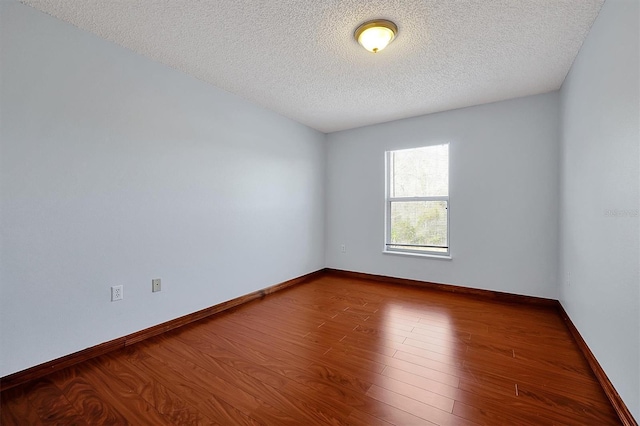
383, 250, 452, 260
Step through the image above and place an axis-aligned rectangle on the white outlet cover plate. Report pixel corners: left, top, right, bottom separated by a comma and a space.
111, 285, 123, 301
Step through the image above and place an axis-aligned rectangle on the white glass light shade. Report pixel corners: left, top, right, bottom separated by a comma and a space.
355, 20, 397, 53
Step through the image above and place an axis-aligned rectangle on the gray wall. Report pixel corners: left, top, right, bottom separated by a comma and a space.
325, 93, 560, 299
0, 2, 326, 377
559, 0, 639, 418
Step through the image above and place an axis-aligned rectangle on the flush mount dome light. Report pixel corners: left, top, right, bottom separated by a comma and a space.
354, 19, 397, 53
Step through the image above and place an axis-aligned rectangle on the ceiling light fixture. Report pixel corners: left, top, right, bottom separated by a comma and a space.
354, 19, 397, 53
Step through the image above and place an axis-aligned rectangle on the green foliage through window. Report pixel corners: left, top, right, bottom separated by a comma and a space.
386, 144, 449, 255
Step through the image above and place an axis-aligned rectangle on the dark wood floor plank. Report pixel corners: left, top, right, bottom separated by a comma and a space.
71, 358, 173, 425
516, 382, 620, 425
23, 378, 88, 425
366, 384, 478, 426
181, 322, 448, 426
219, 310, 332, 355
48, 366, 129, 425
382, 353, 461, 387
387, 339, 462, 366
452, 395, 611, 426
188, 318, 464, 420
152, 333, 351, 424
133, 340, 297, 425
462, 346, 599, 388
392, 349, 463, 377
122, 345, 258, 425
0, 274, 623, 425
216, 312, 391, 381
315, 341, 387, 375
345, 408, 395, 426
180, 322, 375, 411
372, 373, 455, 412
461, 356, 601, 397
402, 336, 469, 357
0, 385, 46, 425
464, 337, 594, 377
381, 366, 463, 401
99, 352, 214, 425
347, 397, 439, 426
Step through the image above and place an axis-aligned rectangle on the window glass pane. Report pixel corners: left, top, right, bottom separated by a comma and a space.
390, 144, 448, 197
390, 201, 448, 249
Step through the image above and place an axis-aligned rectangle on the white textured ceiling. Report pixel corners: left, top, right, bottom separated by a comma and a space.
21, 0, 604, 133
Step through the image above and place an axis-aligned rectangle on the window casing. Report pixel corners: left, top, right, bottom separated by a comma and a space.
385, 144, 450, 257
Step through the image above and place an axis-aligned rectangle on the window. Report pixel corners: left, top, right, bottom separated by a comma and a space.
385, 144, 450, 257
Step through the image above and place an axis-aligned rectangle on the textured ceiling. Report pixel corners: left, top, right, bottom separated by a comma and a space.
21, 0, 604, 133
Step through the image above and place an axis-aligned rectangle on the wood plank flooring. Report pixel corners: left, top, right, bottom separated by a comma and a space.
1, 274, 621, 425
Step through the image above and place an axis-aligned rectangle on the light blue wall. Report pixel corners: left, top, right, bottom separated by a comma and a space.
325, 93, 560, 299
559, 0, 639, 418
0, 1, 326, 376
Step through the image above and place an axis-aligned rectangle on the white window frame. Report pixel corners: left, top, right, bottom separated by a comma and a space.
384, 145, 450, 258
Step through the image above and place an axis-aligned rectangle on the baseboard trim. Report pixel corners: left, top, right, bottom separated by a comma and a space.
324, 268, 558, 307
124, 269, 323, 347
556, 304, 637, 426
0, 269, 323, 392
0, 339, 126, 393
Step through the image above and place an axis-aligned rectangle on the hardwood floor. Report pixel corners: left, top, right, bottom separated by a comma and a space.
1, 274, 621, 425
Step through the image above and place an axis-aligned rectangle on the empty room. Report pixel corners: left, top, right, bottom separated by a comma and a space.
1, 0, 638, 424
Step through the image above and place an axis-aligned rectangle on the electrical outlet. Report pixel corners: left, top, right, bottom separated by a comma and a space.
111, 285, 123, 301
341, 244, 346, 253
152, 278, 161, 293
